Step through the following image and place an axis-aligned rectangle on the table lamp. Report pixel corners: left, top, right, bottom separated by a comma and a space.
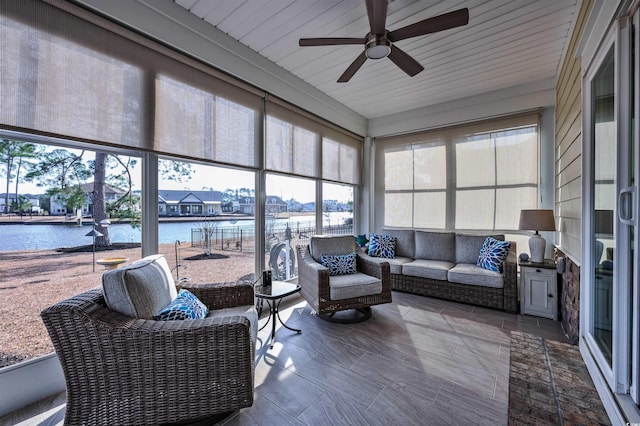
519, 209, 556, 263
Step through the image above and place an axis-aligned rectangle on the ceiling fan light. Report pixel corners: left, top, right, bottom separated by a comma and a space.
366, 44, 391, 59
365, 33, 391, 59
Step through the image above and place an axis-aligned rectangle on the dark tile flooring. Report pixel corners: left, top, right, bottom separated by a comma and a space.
1, 291, 570, 426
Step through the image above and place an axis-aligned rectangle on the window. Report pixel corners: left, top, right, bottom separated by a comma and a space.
455, 127, 538, 230
323, 182, 355, 236
379, 114, 538, 234
384, 143, 447, 229
0, 140, 142, 368
264, 174, 315, 281
158, 159, 256, 283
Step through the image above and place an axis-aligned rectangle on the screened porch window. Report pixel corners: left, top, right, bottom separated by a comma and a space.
381, 115, 538, 232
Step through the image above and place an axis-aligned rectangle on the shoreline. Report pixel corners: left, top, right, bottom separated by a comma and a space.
0, 211, 318, 226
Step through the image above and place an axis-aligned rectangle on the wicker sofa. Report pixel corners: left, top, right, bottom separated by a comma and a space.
360, 229, 518, 313
41, 255, 257, 426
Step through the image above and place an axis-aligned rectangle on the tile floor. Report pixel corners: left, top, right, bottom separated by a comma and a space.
1, 291, 569, 426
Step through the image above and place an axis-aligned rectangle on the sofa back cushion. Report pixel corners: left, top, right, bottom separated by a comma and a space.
102, 254, 177, 319
381, 229, 415, 259
310, 235, 357, 264
415, 231, 455, 262
455, 234, 505, 264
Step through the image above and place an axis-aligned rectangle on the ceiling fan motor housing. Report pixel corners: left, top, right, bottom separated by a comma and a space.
365, 32, 391, 59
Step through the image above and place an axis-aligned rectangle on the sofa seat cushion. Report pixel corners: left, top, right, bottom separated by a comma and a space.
102, 254, 177, 319
447, 263, 504, 288
208, 304, 258, 343
402, 259, 455, 281
360, 253, 412, 274
329, 272, 382, 300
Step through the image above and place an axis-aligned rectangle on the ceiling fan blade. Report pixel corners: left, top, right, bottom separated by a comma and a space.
299, 37, 365, 46
387, 45, 424, 77
388, 8, 469, 42
365, 0, 387, 34
337, 52, 368, 83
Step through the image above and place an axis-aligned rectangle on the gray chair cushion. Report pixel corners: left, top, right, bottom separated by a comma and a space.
309, 235, 357, 263
455, 234, 505, 264
360, 253, 412, 274
381, 228, 415, 258
402, 259, 455, 281
102, 254, 177, 319
329, 272, 382, 300
447, 263, 504, 288
415, 231, 455, 262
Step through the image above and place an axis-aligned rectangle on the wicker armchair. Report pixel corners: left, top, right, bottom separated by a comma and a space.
296, 235, 392, 323
40, 280, 256, 426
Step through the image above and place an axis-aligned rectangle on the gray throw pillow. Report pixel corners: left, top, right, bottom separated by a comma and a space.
102, 254, 177, 319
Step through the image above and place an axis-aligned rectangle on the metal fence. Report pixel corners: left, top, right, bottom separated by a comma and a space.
190, 221, 354, 280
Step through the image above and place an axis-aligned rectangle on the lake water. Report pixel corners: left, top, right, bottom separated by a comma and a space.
0, 213, 351, 251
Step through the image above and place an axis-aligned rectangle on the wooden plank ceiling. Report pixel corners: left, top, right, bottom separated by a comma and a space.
174, 0, 578, 119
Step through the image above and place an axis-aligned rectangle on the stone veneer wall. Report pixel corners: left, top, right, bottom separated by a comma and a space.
556, 248, 579, 344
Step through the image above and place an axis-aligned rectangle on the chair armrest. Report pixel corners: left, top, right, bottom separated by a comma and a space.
356, 253, 390, 280
503, 242, 518, 313
179, 281, 254, 310
296, 245, 331, 305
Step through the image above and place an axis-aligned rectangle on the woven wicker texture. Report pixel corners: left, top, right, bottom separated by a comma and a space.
391, 243, 518, 313
40, 281, 256, 426
296, 244, 392, 314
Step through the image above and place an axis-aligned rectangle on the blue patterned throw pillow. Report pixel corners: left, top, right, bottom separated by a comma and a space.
477, 237, 511, 272
153, 289, 208, 321
368, 233, 396, 259
321, 252, 357, 276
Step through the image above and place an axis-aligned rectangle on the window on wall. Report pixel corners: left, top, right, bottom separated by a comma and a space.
455, 127, 538, 230
380, 114, 539, 233
323, 182, 355, 235
157, 159, 256, 283
385, 143, 447, 228
0, 139, 142, 368
265, 174, 315, 281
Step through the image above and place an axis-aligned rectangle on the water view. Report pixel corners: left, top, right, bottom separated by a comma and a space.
0, 213, 352, 251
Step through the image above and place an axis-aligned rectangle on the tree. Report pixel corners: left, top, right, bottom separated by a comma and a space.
25, 148, 90, 190
93, 152, 109, 246
90, 157, 194, 246
0, 140, 38, 214
11, 195, 31, 215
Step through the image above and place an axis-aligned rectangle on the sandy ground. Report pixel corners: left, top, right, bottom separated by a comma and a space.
0, 243, 257, 367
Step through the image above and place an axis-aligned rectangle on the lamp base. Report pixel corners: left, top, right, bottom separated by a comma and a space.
529, 233, 546, 263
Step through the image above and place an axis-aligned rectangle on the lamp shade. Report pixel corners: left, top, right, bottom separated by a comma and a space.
518, 209, 556, 232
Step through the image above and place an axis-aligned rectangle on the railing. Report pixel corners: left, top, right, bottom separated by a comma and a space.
190, 221, 354, 280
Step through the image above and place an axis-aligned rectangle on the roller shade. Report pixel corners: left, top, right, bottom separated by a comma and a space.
0, 0, 261, 167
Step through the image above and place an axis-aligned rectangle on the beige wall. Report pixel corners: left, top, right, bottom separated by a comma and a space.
555, 0, 594, 263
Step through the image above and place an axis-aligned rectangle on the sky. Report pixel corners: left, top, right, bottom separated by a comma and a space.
15, 147, 352, 203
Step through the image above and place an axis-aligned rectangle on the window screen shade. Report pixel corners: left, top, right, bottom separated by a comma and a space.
265, 102, 362, 185
380, 112, 539, 231
1, 0, 261, 167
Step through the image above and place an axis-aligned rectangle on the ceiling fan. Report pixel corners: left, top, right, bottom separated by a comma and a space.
299, 0, 469, 83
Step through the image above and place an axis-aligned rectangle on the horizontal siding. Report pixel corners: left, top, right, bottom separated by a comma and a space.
556, 176, 582, 203
554, 0, 592, 264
